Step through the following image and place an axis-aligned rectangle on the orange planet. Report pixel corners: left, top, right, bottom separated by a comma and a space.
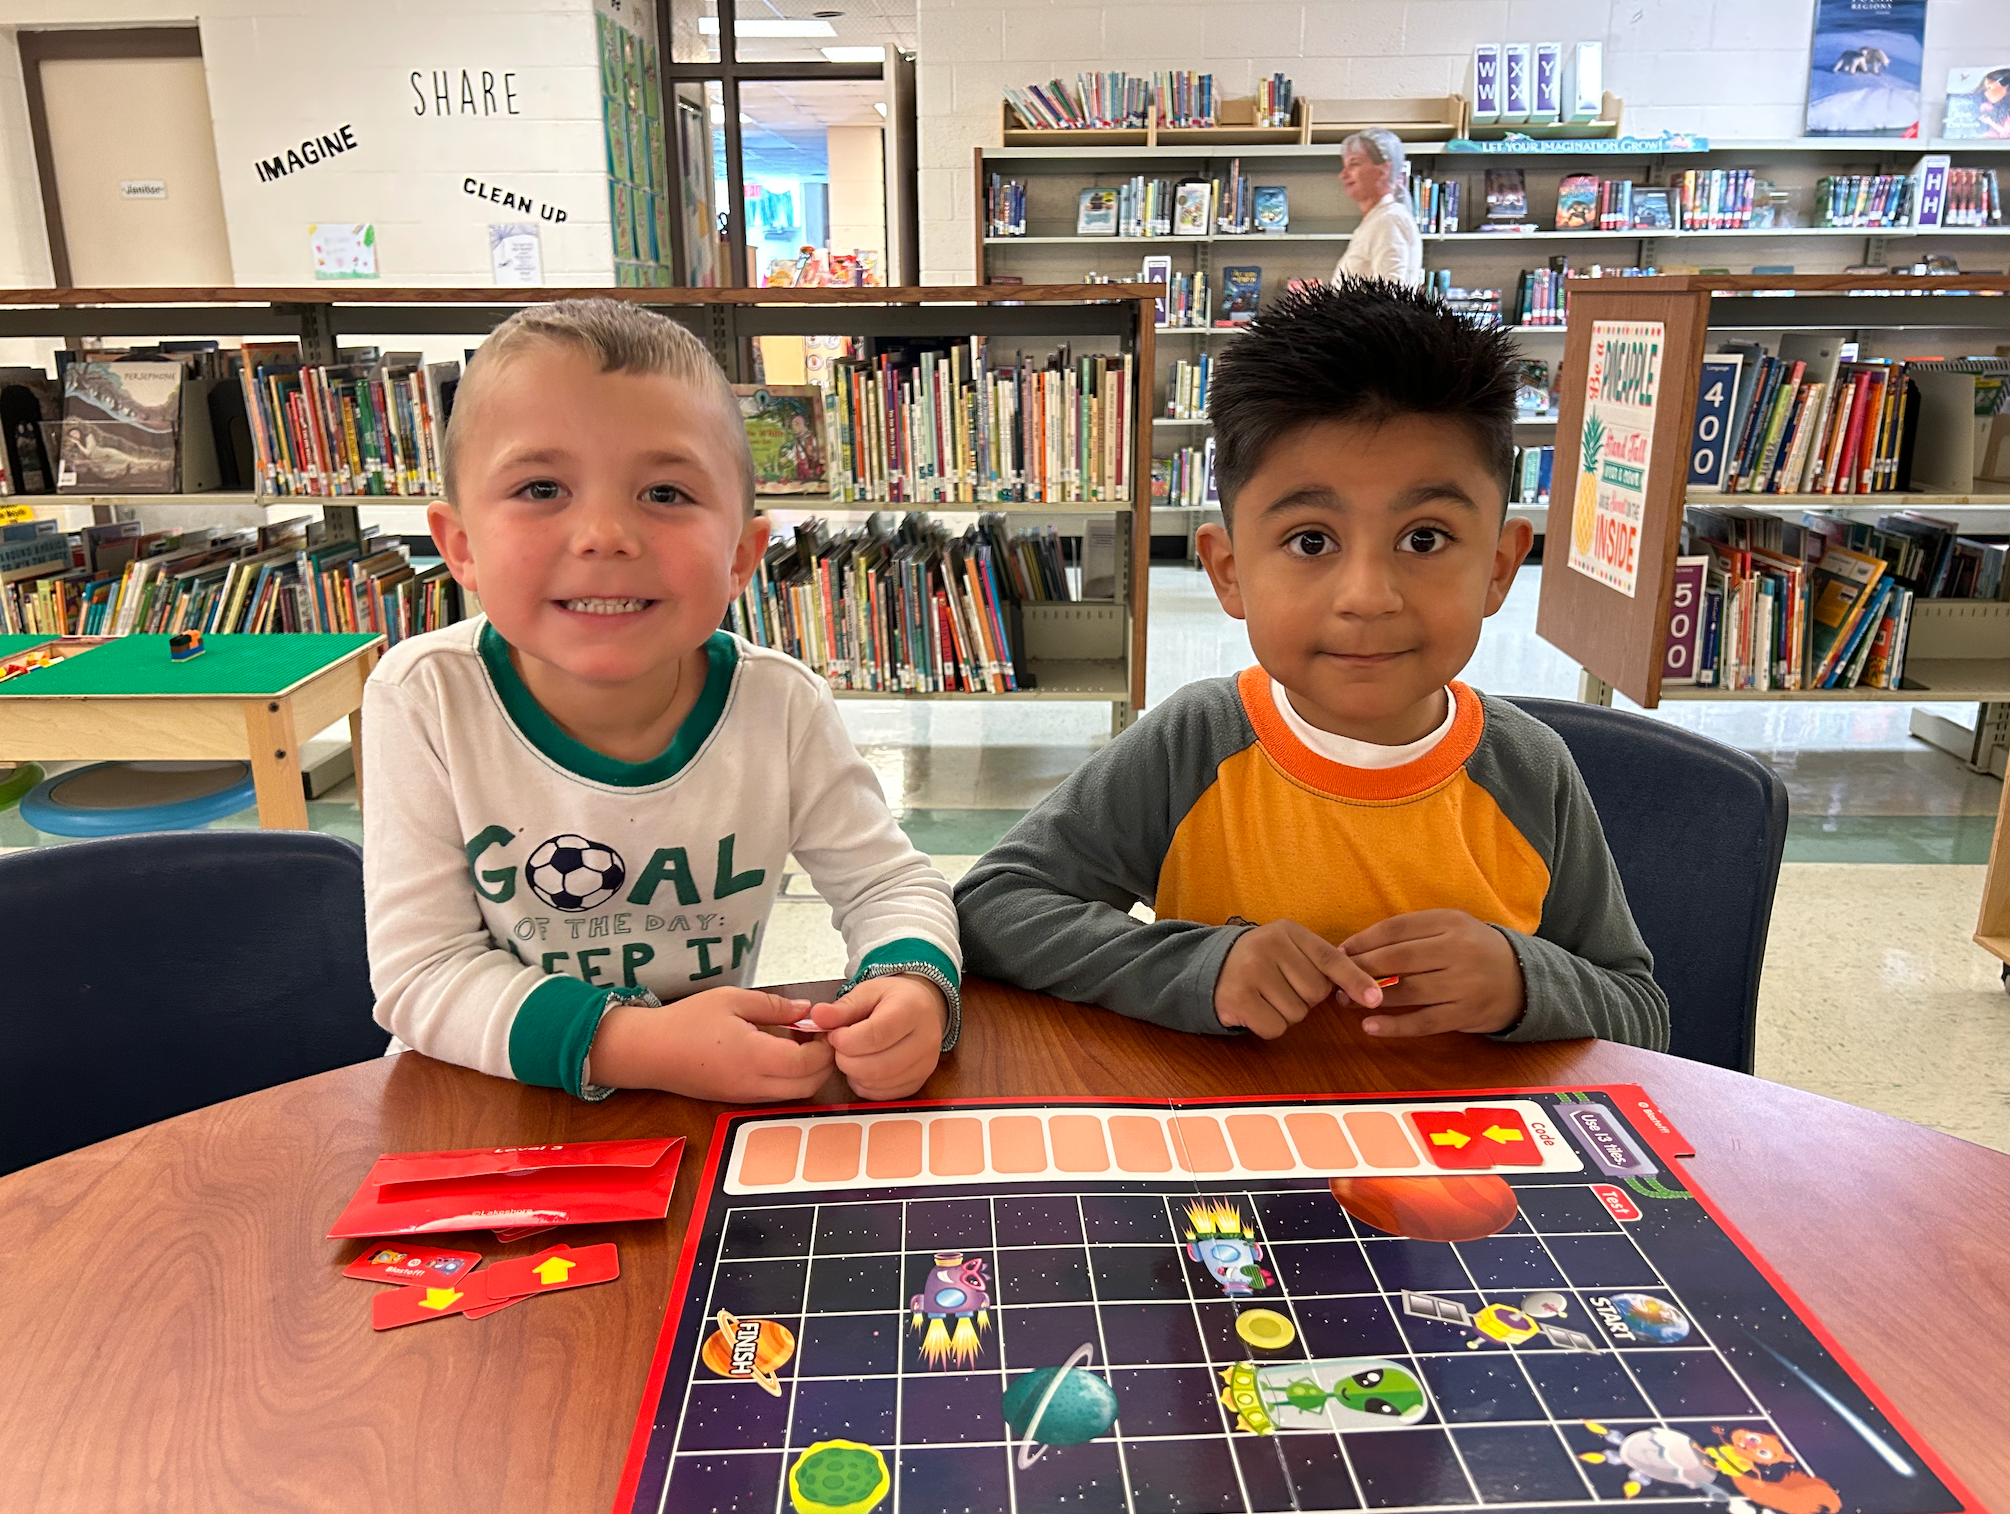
1329, 1174, 1519, 1242
701, 1310, 797, 1395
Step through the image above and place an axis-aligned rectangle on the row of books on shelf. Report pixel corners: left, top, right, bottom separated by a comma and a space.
1918, 164, 2003, 227
239, 344, 459, 498
1002, 70, 1224, 131
820, 340, 1136, 505
1166, 355, 1212, 421
1694, 337, 1935, 497
1250, 75, 1295, 130
1150, 267, 1211, 329
1814, 174, 1923, 229
1408, 175, 1461, 236
1152, 442, 1216, 509
725, 513, 1090, 694
0, 515, 464, 642
1073, 175, 1290, 238
1515, 266, 1569, 326
985, 175, 1028, 238
1667, 507, 2009, 692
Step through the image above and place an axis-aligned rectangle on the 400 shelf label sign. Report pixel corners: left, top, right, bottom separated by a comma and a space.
1568, 320, 1665, 600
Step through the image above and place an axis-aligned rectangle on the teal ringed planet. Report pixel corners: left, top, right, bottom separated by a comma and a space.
1013, 1341, 1098, 1470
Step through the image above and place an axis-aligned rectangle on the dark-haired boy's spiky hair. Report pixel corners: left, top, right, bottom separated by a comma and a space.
1206, 277, 1520, 525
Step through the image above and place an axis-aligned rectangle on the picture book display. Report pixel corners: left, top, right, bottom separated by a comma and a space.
1806, 0, 1927, 137
733, 385, 829, 495
615, 1088, 1972, 1514
58, 359, 181, 493
1219, 267, 1262, 326
1943, 66, 2010, 139
1078, 189, 1120, 236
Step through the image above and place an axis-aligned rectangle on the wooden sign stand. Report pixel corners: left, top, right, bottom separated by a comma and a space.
1534, 278, 1711, 709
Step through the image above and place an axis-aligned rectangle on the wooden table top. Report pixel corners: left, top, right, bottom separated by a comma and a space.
1, 980, 2004, 1513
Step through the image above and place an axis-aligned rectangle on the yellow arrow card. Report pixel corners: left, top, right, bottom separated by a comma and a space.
421, 1287, 463, 1310
1483, 1125, 1524, 1143
1429, 1130, 1470, 1148
532, 1256, 577, 1286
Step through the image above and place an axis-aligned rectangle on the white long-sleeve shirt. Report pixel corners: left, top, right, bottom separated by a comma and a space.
1334, 191, 1424, 288
362, 618, 961, 1098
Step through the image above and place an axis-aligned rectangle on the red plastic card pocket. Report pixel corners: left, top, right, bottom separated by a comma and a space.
328, 1137, 684, 1239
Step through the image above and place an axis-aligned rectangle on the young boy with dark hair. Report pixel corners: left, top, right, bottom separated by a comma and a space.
955, 278, 1667, 1049
366, 298, 960, 1105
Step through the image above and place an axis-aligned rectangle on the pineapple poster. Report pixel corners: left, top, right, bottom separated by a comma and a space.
1566, 321, 1664, 597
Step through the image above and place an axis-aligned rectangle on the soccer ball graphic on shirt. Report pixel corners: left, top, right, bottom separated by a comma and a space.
526, 834, 627, 911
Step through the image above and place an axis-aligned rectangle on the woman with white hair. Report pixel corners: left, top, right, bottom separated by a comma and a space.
1332, 126, 1423, 288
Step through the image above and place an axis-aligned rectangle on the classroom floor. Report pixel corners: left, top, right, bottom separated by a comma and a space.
9, 565, 2007, 1154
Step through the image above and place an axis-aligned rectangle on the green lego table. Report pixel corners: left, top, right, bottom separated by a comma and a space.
0, 633, 385, 828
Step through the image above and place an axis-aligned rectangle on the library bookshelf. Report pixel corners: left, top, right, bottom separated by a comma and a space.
0, 285, 1159, 731
973, 137, 2010, 541
1527, 272, 2010, 975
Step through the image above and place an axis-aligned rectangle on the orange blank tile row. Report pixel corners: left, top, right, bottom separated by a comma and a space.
736, 1108, 1385, 1187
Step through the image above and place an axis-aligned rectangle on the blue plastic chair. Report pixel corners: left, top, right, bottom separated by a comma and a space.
1508, 698, 1788, 1074
0, 830, 389, 1175
20, 760, 257, 836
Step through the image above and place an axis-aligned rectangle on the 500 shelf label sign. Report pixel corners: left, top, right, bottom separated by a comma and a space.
1567, 320, 1665, 600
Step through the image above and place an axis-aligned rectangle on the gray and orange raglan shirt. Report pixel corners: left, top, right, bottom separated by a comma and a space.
954, 670, 1668, 1048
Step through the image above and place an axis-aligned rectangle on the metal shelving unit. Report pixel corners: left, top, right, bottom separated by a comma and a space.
0, 284, 1161, 730
977, 137, 2010, 546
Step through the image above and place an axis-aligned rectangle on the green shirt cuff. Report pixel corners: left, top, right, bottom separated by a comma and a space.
508, 974, 615, 1099
845, 937, 963, 1052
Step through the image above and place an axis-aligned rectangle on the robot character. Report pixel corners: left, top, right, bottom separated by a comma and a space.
1581, 1422, 1734, 1503
1182, 1200, 1272, 1297
909, 1252, 990, 1368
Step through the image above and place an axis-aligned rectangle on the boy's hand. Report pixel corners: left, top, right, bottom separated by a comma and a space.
812, 974, 948, 1101
588, 988, 836, 1102
1215, 920, 1386, 1040
1341, 910, 1525, 1037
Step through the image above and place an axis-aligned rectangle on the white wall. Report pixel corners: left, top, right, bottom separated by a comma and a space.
0, 30, 51, 287
827, 123, 888, 263
0, 0, 612, 288
917, 0, 2010, 281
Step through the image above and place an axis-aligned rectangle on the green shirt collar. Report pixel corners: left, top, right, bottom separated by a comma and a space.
477, 620, 738, 788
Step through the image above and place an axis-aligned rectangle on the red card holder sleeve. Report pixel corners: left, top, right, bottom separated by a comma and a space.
328, 1137, 684, 1238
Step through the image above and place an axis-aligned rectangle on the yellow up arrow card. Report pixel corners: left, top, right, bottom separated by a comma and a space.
532, 1256, 577, 1286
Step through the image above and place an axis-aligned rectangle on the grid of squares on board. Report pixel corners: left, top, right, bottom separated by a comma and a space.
652, 1179, 1808, 1514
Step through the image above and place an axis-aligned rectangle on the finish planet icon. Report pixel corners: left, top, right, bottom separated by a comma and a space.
1002, 1342, 1120, 1468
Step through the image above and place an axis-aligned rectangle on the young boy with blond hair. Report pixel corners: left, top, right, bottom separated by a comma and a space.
956, 279, 1666, 1049
364, 298, 959, 1103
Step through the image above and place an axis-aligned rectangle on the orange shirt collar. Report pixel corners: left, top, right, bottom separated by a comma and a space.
1238, 667, 1485, 800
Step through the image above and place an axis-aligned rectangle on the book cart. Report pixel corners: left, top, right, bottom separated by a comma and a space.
1522, 272, 2010, 987
0, 284, 1158, 734
974, 128, 2010, 550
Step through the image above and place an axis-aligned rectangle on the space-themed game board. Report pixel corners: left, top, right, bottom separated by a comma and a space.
614, 1088, 1974, 1514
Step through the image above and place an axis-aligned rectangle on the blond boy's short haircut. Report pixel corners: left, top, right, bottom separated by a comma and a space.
443, 296, 756, 514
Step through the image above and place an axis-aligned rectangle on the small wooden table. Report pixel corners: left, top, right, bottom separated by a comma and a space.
0, 632, 382, 829
0, 982, 2004, 1513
